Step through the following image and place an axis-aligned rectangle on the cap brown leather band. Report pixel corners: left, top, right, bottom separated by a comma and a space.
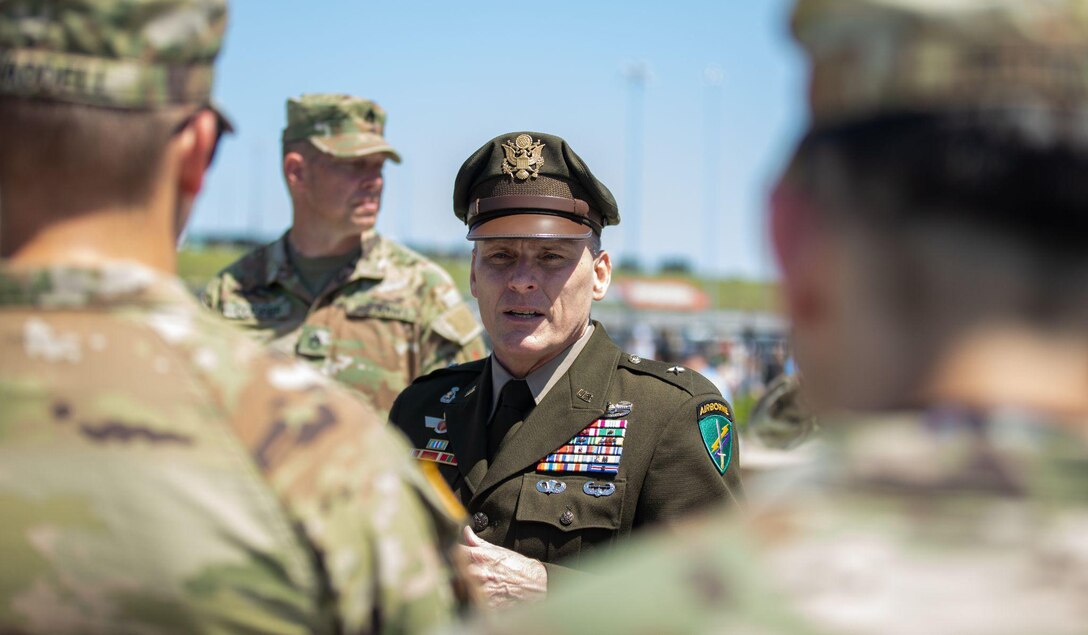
471, 195, 591, 220
466, 213, 595, 240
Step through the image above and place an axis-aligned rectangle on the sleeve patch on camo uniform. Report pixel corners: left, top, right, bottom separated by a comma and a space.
697, 400, 732, 475
537, 419, 626, 474
432, 303, 483, 346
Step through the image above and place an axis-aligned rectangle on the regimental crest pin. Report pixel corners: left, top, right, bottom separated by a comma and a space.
697, 400, 733, 475
501, 134, 545, 181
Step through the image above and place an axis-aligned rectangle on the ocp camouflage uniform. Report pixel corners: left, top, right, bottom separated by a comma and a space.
0, 262, 468, 634
202, 229, 487, 415
452, 410, 1088, 635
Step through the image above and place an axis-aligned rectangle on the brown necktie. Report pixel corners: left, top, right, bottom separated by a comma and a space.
488, 379, 534, 458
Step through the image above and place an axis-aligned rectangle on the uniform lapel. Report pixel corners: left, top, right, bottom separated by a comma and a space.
472, 325, 620, 502
443, 359, 493, 498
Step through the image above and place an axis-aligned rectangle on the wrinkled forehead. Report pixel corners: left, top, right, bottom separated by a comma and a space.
474, 236, 594, 254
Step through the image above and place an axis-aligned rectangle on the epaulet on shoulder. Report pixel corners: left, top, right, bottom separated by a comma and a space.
409, 358, 487, 386
617, 353, 717, 396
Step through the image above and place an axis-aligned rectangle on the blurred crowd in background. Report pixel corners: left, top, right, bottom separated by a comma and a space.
616, 322, 792, 421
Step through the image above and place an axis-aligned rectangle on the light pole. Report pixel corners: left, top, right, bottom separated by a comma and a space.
623, 62, 649, 271
247, 140, 264, 242
703, 64, 725, 276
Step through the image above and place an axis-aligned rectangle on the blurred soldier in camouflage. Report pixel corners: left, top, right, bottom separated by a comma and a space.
449, 0, 1088, 632
201, 93, 487, 416
0, 1, 470, 632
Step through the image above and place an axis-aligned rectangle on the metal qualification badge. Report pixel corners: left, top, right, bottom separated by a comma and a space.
697, 401, 733, 475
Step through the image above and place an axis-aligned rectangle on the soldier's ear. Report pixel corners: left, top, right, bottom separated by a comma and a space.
770, 180, 828, 328
591, 249, 611, 301
283, 151, 306, 191
175, 110, 219, 196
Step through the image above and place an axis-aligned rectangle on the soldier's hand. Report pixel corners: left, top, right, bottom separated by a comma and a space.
460, 526, 547, 608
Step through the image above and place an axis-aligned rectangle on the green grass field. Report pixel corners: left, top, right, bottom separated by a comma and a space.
178, 247, 247, 293
178, 246, 780, 313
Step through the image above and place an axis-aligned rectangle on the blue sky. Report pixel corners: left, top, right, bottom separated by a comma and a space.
191, 0, 807, 280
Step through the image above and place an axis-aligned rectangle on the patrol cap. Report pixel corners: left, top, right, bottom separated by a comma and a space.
453, 131, 620, 240
0, 0, 232, 129
792, 0, 1088, 134
282, 93, 402, 163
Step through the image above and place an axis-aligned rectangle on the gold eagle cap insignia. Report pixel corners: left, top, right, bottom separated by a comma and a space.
501, 134, 545, 181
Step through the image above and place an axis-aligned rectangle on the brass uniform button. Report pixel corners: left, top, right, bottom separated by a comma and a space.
559, 510, 574, 526
472, 512, 489, 532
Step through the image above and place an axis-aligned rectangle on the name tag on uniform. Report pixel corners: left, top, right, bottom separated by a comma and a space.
223, 297, 291, 321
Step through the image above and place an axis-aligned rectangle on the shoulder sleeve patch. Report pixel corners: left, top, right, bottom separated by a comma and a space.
697, 400, 733, 475
431, 303, 483, 347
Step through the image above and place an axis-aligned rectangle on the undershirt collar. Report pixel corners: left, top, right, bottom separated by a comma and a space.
490, 322, 595, 417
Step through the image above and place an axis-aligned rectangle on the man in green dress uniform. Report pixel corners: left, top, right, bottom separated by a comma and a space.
389, 131, 743, 606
